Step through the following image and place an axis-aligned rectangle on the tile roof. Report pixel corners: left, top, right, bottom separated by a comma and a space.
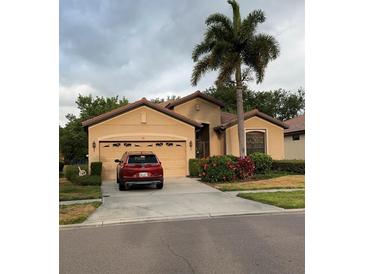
221, 111, 237, 124
284, 115, 305, 135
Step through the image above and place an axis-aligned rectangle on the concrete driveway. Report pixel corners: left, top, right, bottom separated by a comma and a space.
85, 177, 283, 224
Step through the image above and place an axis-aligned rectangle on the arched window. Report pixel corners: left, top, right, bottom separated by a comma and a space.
246, 131, 266, 155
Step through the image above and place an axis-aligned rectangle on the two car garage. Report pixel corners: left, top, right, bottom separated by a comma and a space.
99, 141, 187, 180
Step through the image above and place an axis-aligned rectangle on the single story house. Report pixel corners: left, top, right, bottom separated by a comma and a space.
82, 91, 289, 180
284, 114, 305, 160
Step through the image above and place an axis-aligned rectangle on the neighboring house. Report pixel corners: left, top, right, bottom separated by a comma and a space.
284, 115, 305, 160
82, 91, 288, 180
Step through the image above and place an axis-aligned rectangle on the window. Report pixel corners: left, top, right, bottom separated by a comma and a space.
246, 131, 265, 155
292, 134, 300, 141
128, 155, 158, 164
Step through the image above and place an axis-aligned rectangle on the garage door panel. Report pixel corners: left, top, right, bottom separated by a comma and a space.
99, 141, 186, 180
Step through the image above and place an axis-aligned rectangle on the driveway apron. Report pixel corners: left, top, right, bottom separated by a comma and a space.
84, 177, 282, 223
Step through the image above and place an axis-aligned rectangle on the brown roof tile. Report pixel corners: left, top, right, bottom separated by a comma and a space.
284, 115, 305, 135
221, 111, 237, 124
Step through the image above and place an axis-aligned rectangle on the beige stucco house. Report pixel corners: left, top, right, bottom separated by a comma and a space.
82, 91, 289, 180
284, 115, 305, 160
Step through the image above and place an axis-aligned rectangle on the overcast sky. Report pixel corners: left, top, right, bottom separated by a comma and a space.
60, 0, 304, 126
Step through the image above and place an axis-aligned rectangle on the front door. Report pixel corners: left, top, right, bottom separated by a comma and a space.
196, 123, 210, 158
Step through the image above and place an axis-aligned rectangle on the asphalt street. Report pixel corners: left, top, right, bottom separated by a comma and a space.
60, 212, 304, 274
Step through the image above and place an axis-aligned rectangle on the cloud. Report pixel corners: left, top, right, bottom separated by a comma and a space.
60, 0, 304, 124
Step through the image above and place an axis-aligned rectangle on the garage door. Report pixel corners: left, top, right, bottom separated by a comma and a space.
99, 141, 187, 180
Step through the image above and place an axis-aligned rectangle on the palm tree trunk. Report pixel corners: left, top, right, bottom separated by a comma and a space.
235, 65, 245, 157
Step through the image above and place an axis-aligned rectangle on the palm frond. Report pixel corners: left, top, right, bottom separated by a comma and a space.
240, 9, 265, 39
192, 40, 213, 62
215, 53, 238, 85
205, 24, 233, 43
191, 55, 214, 86
243, 33, 280, 83
205, 13, 233, 32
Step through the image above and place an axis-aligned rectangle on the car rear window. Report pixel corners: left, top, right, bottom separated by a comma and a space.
128, 155, 158, 164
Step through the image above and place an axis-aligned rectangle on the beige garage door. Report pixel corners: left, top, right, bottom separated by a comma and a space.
99, 141, 187, 180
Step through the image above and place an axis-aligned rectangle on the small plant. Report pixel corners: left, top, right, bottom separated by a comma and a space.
249, 152, 272, 174
189, 159, 201, 177
71, 175, 101, 186
90, 162, 102, 176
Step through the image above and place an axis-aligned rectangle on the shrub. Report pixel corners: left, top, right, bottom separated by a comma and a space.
71, 175, 102, 186
249, 152, 273, 174
235, 156, 255, 180
64, 164, 88, 180
189, 159, 201, 177
59, 162, 64, 172
90, 162, 102, 176
271, 160, 305, 174
201, 155, 237, 183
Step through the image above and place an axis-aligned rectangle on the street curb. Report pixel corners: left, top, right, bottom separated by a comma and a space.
59, 198, 102, 205
59, 209, 305, 230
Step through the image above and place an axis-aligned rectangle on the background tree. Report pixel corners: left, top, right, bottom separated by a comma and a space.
205, 85, 305, 120
150, 95, 181, 104
59, 94, 129, 163
191, 0, 279, 156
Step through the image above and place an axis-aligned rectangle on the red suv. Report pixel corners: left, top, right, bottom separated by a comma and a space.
115, 151, 164, 190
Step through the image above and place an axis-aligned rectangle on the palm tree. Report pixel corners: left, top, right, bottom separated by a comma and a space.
191, 0, 280, 157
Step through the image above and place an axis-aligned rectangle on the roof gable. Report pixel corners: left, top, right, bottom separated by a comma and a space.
166, 91, 225, 109
81, 98, 202, 128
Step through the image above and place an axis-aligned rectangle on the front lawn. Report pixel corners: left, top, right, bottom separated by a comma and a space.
59, 179, 101, 201
59, 202, 102, 225
238, 190, 305, 209
211, 175, 304, 191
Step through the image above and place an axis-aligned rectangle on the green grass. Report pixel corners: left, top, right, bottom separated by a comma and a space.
59, 180, 101, 201
211, 175, 304, 192
59, 201, 101, 225
238, 190, 305, 209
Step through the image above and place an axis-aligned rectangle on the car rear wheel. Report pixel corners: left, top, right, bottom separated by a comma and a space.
118, 182, 125, 191
156, 182, 163, 189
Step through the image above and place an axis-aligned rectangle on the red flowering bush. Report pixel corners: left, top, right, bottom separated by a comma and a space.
234, 156, 255, 180
200, 156, 236, 182
200, 155, 255, 183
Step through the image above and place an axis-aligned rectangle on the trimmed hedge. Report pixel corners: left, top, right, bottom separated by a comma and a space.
90, 162, 102, 176
64, 164, 88, 180
71, 175, 102, 186
189, 159, 201, 177
271, 160, 305, 174
249, 152, 272, 174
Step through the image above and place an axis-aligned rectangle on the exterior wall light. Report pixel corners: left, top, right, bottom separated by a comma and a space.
92, 141, 96, 151
189, 140, 193, 148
